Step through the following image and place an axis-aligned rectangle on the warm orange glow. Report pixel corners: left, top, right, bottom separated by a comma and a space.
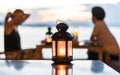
47, 38, 52, 43
0, 0, 119, 23
68, 41, 72, 56
57, 41, 66, 57
52, 41, 56, 56
57, 65, 66, 75
59, 47, 65, 57
35, 5, 91, 23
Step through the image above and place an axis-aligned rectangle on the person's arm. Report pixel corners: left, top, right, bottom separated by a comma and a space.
8, 13, 30, 26
20, 13, 30, 24
4, 12, 13, 25
4, 12, 19, 27
4, 12, 16, 35
90, 34, 94, 41
90, 26, 97, 41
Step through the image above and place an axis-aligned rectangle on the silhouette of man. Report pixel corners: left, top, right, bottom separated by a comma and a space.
88, 6, 120, 61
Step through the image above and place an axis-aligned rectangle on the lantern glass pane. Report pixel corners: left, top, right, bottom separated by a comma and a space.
68, 41, 72, 56
52, 41, 56, 56
57, 41, 66, 57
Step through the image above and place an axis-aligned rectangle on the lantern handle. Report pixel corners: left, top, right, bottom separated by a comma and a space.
56, 23, 68, 32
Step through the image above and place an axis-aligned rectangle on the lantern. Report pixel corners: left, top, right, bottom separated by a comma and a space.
52, 63, 73, 75
52, 23, 73, 63
46, 27, 53, 44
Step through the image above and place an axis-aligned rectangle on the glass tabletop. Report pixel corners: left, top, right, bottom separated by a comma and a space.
0, 60, 119, 75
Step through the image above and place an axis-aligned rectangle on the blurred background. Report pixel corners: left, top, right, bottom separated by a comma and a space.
0, 0, 120, 59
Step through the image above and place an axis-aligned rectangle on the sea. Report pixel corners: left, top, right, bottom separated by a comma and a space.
0, 25, 120, 59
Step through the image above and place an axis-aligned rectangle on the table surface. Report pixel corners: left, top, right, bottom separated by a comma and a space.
0, 60, 119, 75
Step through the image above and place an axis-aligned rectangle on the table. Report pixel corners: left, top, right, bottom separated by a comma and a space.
0, 41, 106, 60
0, 60, 119, 75
34, 44, 103, 60
0, 49, 35, 60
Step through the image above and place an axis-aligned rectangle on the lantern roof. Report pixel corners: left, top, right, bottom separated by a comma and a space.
52, 23, 73, 40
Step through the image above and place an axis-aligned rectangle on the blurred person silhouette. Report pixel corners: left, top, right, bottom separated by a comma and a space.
5, 60, 25, 70
87, 6, 120, 61
4, 9, 30, 58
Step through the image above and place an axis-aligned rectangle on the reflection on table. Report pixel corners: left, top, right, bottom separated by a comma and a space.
0, 60, 119, 75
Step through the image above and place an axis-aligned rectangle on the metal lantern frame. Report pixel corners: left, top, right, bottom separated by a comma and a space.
52, 23, 73, 63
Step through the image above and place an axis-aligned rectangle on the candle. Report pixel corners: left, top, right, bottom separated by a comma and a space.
59, 47, 65, 57
57, 41, 66, 57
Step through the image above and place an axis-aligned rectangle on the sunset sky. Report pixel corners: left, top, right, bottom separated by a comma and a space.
1, 0, 120, 51
0, 0, 120, 24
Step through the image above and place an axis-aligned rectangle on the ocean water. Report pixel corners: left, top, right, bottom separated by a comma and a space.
0, 25, 120, 59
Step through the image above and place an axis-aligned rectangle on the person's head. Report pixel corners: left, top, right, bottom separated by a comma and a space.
12, 9, 24, 18
91, 6, 105, 23
12, 9, 30, 25
13, 9, 24, 14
